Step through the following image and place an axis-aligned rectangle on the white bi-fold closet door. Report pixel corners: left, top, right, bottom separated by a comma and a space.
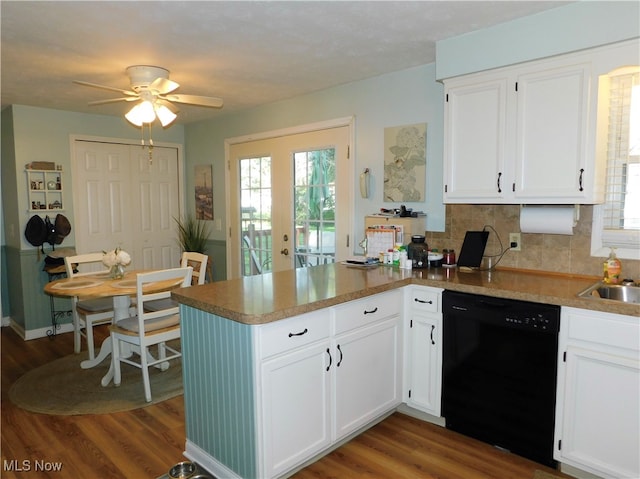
72, 139, 182, 270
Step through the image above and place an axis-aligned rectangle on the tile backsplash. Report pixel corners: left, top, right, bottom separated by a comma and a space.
426, 204, 640, 280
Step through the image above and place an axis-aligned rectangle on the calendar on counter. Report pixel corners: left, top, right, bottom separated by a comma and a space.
365, 228, 397, 258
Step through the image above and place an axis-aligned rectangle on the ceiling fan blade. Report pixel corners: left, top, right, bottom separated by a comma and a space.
156, 98, 179, 113
73, 80, 137, 97
87, 97, 140, 106
150, 77, 180, 95
164, 94, 224, 108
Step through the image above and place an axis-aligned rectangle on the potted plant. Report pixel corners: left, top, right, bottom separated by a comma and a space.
174, 214, 211, 254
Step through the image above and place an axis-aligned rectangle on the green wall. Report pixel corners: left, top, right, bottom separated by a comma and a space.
1, 105, 184, 333
184, 63, 446, 254
5, 105, 184, 250
436, 1, 640, 79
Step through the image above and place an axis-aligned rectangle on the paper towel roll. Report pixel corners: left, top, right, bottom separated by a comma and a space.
519, 206, 576, 235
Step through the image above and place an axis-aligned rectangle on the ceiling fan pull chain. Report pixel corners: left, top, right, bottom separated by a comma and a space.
147, 124, 154, 165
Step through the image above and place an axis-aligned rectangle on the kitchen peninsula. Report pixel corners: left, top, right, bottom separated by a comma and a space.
172, 264, 638, 479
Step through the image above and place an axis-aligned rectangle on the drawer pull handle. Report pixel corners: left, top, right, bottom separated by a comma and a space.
430, 324, 436, 345
414, 298, 433, 304
326, 348, 332, 371
364, 307, 378, 315
337, 344, 343, 367
288, 328, 308, 338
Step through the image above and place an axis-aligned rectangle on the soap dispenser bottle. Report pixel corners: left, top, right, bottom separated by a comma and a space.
603, 247, 622, 284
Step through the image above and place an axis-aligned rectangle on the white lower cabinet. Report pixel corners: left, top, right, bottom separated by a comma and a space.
333, 316, 401, 440
257, 290, 402, 479
261, 340, 332, 478
403, 286, 443, 416
555, 307, 640, 479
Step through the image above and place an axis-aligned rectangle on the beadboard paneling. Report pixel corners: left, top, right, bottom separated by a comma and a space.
181, 305, 257, 478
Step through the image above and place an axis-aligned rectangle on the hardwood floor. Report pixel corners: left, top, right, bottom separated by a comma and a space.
2, 326, 570, 479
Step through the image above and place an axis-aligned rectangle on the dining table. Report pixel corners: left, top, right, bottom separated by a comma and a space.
44, 269, 185, 387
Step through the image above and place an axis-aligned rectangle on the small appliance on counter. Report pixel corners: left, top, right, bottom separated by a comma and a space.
428, 251, 443, 267
407, 235, 429, 268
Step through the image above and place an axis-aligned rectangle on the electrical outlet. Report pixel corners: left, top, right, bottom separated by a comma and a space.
509, 233, 521, 252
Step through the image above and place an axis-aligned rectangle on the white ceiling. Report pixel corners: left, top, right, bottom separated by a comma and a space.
1, 1, 569, 124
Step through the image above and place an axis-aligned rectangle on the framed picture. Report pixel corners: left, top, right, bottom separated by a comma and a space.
383, 122, 427, 202
194, 164, 213, 220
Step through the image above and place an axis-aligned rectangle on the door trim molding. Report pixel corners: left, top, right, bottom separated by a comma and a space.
224, 117, 355, 278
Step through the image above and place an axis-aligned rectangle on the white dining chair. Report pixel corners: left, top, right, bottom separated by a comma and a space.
64, 252, 115, 360
144, 252, 208, 312
181, 251, 208, 285
110, 266, 192, 402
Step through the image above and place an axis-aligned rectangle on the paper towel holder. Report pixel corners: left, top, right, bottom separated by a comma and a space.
520, 204, 580, 221
519, 204, 580, 222
519, 204, 580, 235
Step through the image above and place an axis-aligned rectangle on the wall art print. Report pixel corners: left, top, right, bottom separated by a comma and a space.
194, 164, 213, 220
383, 122, 427, 202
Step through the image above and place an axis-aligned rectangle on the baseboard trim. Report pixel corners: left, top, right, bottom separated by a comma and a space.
5, 318, 74, 341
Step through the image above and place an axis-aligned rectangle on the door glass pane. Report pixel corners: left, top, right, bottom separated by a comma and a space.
240, 156, 272, 276
294, 149, 336, 268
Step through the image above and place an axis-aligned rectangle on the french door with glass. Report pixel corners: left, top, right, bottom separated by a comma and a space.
228, 125, 351, 278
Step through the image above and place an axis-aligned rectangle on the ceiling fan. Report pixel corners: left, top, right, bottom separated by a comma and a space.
74, 65, 224, 126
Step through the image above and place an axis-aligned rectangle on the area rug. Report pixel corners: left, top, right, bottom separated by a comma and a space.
9, 343, 183, 415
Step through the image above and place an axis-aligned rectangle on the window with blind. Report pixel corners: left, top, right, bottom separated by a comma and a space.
592, 66, 640, 260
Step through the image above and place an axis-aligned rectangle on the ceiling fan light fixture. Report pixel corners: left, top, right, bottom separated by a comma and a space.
155, 103, 177, 127
125, 100, 156, 126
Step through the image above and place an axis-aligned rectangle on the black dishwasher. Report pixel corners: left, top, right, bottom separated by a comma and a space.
442, 290, 560, 467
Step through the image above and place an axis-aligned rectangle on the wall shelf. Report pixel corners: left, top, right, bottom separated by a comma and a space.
26, 169, 64, 212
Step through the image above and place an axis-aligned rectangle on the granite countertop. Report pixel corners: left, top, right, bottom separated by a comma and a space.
172, 263, 639, 324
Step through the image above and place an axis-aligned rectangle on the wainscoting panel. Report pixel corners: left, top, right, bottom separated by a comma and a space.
180, 305, 257, 478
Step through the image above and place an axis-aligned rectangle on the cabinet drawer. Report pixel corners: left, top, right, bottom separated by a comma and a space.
408, 286, 442, 313
259, 309, 330, 359
334, 289, 401, 335
564, 307, 640, 352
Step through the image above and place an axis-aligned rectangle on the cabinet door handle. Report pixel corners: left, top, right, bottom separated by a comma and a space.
414, 298, 433, 304
288, 328, 308, 338
364, 307, 378, 315
430, 324, 436, 345
578, 168, 584, 192
326, 348, 332, 371
497, 172, 502, 193
337, 344, 343, 367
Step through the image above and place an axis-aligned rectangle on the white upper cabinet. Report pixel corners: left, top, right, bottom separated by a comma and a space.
514, 62, 591, 201
443, 75, 509, 201
443, 40, 638, 204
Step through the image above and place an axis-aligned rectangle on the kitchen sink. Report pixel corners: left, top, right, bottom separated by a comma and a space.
578, 282, 640, 304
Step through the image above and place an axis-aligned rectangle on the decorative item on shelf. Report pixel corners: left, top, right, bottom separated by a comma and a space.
102, 247, 131, 280
28, 161, 56, 170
